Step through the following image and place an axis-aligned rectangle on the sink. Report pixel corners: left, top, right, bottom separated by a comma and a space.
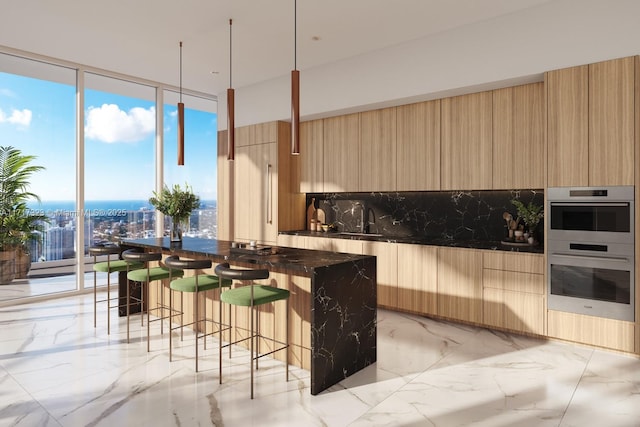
338, 232, 383, 237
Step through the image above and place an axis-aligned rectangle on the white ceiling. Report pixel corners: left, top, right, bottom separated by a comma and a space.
1, 0, 555, 97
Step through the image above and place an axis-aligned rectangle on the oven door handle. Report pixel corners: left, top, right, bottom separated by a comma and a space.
550, 202, 629, 207
550, 253, 631, 263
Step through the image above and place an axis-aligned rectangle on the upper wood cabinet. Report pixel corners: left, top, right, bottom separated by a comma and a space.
547, 56, 635, 187
441, 92, 493, 190
396, 100, 441, 191
546, 65, 588, 187
492, 83, 545, 189
589, 57, 635, 186
360, 107, 397, 191
299, 119, 324, 193
235, 121, 278, 147
323, 113, 360, 192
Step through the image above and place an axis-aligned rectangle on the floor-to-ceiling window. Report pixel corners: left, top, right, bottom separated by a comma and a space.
0, 49, 217, 304
0, 52, 77, 299
84, 73, 157, 246
162, 90, 218, 239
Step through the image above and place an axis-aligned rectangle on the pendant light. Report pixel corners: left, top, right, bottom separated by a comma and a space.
291, 0, 300, 155
227, 19, 235, 160
177, 41, 185, 166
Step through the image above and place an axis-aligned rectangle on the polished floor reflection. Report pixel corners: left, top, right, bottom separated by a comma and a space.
1, 291, 640, 426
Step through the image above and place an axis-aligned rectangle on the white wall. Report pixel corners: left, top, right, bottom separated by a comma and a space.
218, 0, 640, 129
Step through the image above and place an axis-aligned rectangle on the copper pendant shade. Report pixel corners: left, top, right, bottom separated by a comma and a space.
177, 41, 185, 166
291, 0, 300, 155
227, 19, 235, 160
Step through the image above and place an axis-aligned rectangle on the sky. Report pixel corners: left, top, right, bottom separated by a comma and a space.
0, 69, 218, 203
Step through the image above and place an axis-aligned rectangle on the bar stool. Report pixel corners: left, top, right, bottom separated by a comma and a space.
214, 262, 290, 399
122, 249, 184, 349
164, 256, 232, 372
89, 244, 144, 335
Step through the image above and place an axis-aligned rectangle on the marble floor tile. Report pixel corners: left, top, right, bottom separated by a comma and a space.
1, 291, 640, 426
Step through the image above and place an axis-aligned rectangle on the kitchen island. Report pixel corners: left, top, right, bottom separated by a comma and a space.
121, 237, 377, 395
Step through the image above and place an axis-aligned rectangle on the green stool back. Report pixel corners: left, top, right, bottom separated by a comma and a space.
214, 262, 290, 399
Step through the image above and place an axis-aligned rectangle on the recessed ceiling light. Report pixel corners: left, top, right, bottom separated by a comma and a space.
211, 71, 220, 75
311, 36, 321, 41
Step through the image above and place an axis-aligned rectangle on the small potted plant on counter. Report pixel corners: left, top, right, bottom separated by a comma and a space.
149, 183, 200, 242
511, 199, 543, 244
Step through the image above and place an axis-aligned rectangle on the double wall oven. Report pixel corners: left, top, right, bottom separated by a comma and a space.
547, 186, 635, 322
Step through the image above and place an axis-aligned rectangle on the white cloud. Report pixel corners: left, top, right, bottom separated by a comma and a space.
0, 108, 32, 127
85, 104, 155, 143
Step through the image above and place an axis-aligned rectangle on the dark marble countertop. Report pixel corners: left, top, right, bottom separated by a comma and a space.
280, 230, 544, 254
121, 237, 374, 276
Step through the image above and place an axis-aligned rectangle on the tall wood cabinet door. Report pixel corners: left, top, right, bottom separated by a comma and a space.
217, 130, 233, 240
396, 100, 440, 191
323, 113, 360, 192
360, 107, 396, 191
300, 120, 324, 193
397, 244, 438, 315
493, 83, 544, 189
363, 241, 398, 309
589, 57, 635, 186
441, 92, 493, 190
234, 143, 278, 244
437, 247, 483, 323
546, 65, 589, 187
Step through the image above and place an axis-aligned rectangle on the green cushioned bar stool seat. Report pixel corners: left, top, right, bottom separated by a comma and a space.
127, 266, 182, 283
164, 256, 232, 372
214, 262, 290, 399
220, 284, 289, 307
122, 249, 184, 350
89, 244, 144, 335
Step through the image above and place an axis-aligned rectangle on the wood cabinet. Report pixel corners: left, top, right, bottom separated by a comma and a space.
492, 83, 545, 189
363, 241, 398, 309
360, 107, 397, 191
216, 130, 233, 240
305, 236, 363, 254
589, 56, 635, 186
396, 100, 441, 191
231, 121, 304, 245
323, 113, 360, 192
441, 92, 493, 190
437, 247, 483, 323
276, 234, 306, 249
397, 243, 438, 315
299, 119, 324, 193
548, 310, 635, 353
234, 142, 278, 244
547, 56, 635, 187
546, 64, 588, 187
482, 252, 545, 335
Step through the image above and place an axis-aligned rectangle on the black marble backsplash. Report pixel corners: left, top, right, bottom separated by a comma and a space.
306, 190, 544, 243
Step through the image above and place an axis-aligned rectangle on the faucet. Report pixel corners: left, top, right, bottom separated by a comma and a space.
351, 202, 365, 233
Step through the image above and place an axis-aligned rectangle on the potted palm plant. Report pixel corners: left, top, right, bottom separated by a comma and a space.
0, 146, 47, 283
149, 183, 200, 242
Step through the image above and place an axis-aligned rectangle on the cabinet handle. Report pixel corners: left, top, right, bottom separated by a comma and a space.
266, 163, 273, 224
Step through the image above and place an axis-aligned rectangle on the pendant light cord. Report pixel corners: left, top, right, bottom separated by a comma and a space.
229, 19, 233, 87
294, 0, 297, 70
179, 41, 183, 103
